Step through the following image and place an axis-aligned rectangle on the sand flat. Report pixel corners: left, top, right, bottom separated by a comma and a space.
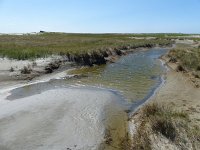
0, 87, 127, 150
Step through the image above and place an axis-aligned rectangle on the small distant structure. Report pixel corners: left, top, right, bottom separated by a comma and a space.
39, 31, 45, 33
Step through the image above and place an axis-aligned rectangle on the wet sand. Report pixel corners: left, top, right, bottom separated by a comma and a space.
0, 87, 128, 150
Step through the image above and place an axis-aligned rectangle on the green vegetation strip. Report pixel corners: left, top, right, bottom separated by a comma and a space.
0, 33, 173, 60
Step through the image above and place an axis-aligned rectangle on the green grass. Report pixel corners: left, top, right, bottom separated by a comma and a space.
169, 47, 200, 71
143, 103, 189, 142
0, 33, 173, 60
129, 103, 199, 150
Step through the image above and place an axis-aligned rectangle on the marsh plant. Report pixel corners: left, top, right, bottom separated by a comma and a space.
128, 103, 199, 150
169, 47, 200, 72
0, 33, 173, 60
21, 65, 32, 74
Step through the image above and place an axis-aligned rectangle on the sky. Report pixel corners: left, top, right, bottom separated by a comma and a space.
0, 0, 200, 33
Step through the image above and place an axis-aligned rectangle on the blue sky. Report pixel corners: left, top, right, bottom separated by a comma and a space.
0, 0, 200, 33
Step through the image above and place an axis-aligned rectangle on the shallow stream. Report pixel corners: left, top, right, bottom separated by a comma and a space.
68, 48, 168, 103
1, 48, 169, 150
7, 48, 168, 104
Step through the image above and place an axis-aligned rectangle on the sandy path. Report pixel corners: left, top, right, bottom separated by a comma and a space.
0, 87, 127, 150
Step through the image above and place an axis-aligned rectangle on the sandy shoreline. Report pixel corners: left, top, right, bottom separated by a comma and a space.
129, 54, 200, 149
152, 56, 200, 123
130, 40, 200, 126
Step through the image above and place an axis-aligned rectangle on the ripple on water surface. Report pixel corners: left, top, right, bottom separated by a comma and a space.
7, 48, 168, 103
68, 48, 168, 102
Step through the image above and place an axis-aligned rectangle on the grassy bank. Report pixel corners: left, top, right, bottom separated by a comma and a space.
169, 47, 200, 71
0, 33, 173, 60
127, 103, 200, 150
168, 47, 200, 80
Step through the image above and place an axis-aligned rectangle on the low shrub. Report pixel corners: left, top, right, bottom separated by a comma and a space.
9, 67, 14, 72
129, 103, 196, 150
21, 66, 32, 74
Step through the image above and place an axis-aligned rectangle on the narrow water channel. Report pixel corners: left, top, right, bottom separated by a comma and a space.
68, 48, 168, 103
7, 48, 168, 104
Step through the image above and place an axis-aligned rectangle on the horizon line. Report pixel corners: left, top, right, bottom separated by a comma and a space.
0, 31, 200, 35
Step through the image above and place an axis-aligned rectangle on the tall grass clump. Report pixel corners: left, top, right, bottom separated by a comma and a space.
169, 47, 200, 72
129, 103, 199, 150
